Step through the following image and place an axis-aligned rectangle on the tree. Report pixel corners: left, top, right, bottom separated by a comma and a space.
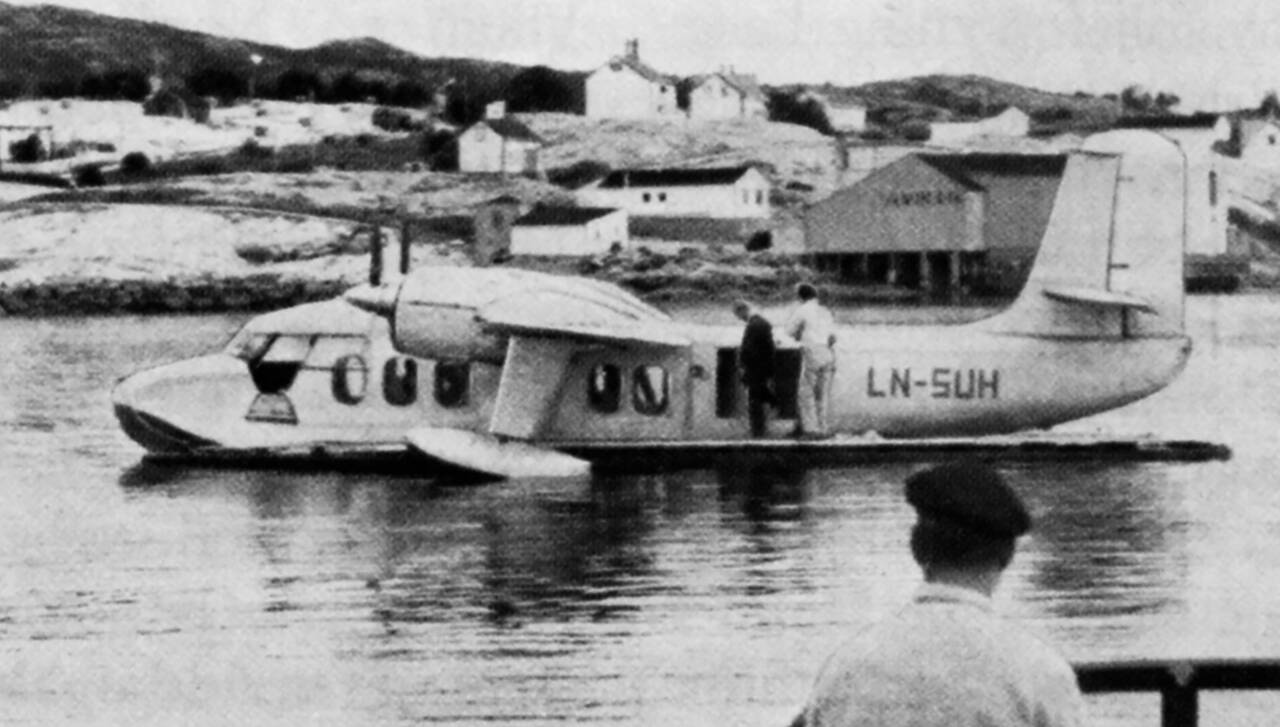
1261, 91, 1280, 118
766, 90, 833, 135
187, 66, 249, 104
389, 79, 432, 108
505, 65, 577, 113
273, 68, 326, 101
1154, 91, 1181, 111
1120, 84, 1153, 113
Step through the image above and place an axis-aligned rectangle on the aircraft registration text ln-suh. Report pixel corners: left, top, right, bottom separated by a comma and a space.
113, 131, 1199, 478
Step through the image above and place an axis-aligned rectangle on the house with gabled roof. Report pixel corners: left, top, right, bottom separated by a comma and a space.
577, 165, 772, 219
457, 102, 544, 174
510, 206, 628, 256
585, 40, 680, 119
804, 152, 1066, 292
687, 70, 767, 120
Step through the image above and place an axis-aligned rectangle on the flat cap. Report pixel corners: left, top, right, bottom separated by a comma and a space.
905, 460, 1031, 538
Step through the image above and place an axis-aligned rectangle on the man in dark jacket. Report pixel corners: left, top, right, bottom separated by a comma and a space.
734, 300, 776, 437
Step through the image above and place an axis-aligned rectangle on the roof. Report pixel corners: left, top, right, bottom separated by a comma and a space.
473, 117, 543, 143
597, 166, 756, 189
915, 153, 1068, 190
693, 72, 766, 101
514, 206, 621, 226
606, 55, 677, 85
1114, 113, 1222, 130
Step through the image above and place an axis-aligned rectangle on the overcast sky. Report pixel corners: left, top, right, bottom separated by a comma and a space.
11, 0, 1280, 110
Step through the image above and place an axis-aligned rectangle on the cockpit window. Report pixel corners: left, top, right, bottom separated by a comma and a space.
261, 335, 312, 363
306, 336, 366, 369
225, 330, 273, 362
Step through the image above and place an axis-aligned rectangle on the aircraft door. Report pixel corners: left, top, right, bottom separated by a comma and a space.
715, 348, 800, 423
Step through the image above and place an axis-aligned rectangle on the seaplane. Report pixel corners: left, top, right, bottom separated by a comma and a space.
113, 130, 1218, 479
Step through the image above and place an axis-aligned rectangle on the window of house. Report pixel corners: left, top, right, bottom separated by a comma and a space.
742, 190, 749, 204
756, 190, 764, 205
632, 365, 669, 415
1209, 170, 1218, 207
658, 192, 667, 202
383, 357, 417, 406
331, 354, 368, 405
588, 364, 621, 413
434, 360, 470, 408
643, 192, 652, 203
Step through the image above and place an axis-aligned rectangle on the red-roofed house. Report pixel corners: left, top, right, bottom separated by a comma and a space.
510, 206, 629, 256
457, 102, 544, 174
586, 40, 679, 119
687, 71, 767, 120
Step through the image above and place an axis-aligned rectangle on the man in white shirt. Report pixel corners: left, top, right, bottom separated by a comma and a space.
784, 283, 837, 438
796, 460, 1086, 727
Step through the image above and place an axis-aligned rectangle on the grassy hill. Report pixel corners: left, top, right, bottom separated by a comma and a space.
797, 74, 1125, 134
0, 2, 527, 105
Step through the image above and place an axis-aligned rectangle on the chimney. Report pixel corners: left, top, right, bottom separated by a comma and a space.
625, 39, 639, 61
485, 100, 506, 119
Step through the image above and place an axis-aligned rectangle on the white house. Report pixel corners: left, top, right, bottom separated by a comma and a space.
803, 92, 868, 134
510, 207, 629, 256
687, 71, 767, 120
1114, 113, 1231, 257
457, 104, 543, 174
1237, 117, 1280, 169
929, 107, 1031, 147
578, 166, 772, 219
585, 40, 679, 119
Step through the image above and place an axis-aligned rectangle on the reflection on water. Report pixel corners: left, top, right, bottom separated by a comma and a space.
4, 297, 1280, 724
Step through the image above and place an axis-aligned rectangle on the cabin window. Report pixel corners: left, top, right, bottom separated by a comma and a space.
643, 192, 652, 203
383, 357, 418, 406
434, 361, 470, 408
331, 354, 368, 405
1209, 170, 1218, 206
250, 335, 311, 394
588, 363, 621, 413
632, 365, 669, 415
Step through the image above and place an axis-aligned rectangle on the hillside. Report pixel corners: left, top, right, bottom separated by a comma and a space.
0, 2, 526, 102
800, 74, 1124, 132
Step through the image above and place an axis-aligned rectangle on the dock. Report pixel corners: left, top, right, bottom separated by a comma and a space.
138, 432, 1229, 477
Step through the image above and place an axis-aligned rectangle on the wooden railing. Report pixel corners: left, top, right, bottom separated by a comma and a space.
1075, 659, 1280, 727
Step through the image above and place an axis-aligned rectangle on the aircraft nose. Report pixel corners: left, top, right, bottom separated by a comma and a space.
112, 360, 226, 454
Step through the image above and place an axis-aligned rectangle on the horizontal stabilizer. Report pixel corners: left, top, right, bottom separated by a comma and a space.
1043, 286, 1156, 313
406, 427, 590, 479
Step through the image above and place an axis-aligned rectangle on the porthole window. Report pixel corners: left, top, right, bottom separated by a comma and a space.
588, 364, 621, 413
632, 365, 669, 416
331, 354, 368, 405
383, 357, 418, 406
434, 360, 470, 408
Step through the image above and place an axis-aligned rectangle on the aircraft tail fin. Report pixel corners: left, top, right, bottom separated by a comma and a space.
985, 130, 1187, 338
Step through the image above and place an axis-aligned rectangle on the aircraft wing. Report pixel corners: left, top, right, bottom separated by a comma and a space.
480, 290, 690, 348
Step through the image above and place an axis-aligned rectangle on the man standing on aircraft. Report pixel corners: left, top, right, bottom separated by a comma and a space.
795, 460, 1086, 727
785, 283, 836, 438
733, 299, 776, 438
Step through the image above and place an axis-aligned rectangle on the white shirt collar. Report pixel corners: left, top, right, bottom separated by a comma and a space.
912, 582, 994, 611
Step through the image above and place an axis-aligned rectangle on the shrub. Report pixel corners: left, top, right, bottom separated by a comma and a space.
73, 164, 107, 187
900, 121, 932, 142
120, 151, 151, 175
372, 106, 414, 132
547, 159, 611, 189
238, 139, 274, 159
9, 134, 46, 163
745, 230, 773, 252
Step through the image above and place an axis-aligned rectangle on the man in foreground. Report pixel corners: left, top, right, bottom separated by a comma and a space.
733, 299, 776, 437
796, 460, 1086, 727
